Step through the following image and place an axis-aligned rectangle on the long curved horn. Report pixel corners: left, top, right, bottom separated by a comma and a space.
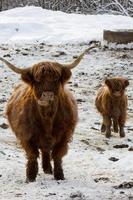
84, 44, 99, 54
62, 52, 84, 69
62, 44, 98, 69
0, 57, 25, 74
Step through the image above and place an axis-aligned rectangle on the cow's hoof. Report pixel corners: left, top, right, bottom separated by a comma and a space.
54, 171, 65, 180
26, 177, 36, 183
43, 166, 52, 175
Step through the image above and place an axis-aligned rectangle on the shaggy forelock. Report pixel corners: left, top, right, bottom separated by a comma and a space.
112, 79, 123, 89
32, 62, 62, 82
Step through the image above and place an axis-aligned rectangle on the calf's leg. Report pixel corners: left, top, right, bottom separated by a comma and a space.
118, 115, 126, 137
103, 115, 112, 138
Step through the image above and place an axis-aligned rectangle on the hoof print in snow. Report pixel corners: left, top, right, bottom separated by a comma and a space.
128, 147, 133, 151
0, 99, 7, 103
94, 177, 109, 183
94, 122, 100, 125
57, 51, 66, 56
114, 181, 133, 189
73, 55, 78, 59
0, 123, 9, 129
15, 193, 22, 197
73, 83, 78, 87
96, 147, 105, 153
118, 54, 129, 59
45, 193, 56, 197
90, 127, 99, 131
80, 139, 90, 146
109, 157, 119, 162
0, 151, 6, 155
52, 51, 66, 57
127, 128, 133, 131
3, 54, 11, 58
52, 54, 60, 57
15, 49, 21, 53
22, 53, 28, 56
77, 98, 85, 103
70, 191, 86, 200
113, 144, 129, 149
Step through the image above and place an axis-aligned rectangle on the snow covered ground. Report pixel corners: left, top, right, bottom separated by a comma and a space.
0, 6, 133, 200
0, 6, 133, 45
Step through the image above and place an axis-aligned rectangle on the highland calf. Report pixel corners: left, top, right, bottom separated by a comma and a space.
0, 52, 86, 182
95, 77, 129, 138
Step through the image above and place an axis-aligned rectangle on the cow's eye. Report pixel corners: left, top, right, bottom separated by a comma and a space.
54, 78, 59, 83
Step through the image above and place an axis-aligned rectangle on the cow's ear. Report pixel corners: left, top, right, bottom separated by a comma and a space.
21, 71, 34, 85
61, 68, 72, 84
105, 78, 112, 88
124, 79, 129, 88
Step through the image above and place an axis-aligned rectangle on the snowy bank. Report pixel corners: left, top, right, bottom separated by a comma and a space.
0, 6, 133, 45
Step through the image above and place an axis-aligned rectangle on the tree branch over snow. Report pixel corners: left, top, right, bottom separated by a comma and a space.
99, 0, 130, 16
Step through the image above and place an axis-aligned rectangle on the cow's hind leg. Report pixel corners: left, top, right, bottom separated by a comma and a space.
52, 142, 68, 180
22, 141, 39, 182
41, 150, 52, 174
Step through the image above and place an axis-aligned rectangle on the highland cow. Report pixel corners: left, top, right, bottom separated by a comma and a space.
0, 46, 96, 182
95, 77, 129, 138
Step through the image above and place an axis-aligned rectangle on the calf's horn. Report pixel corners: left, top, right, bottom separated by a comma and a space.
0, 57, 27, 74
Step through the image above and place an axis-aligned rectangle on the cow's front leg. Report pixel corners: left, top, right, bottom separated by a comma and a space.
101, 120, 106, 132
22, 141, 39, 182
113, 118, 119, 133
41, 150, 52, 174
52, 142, 68, 180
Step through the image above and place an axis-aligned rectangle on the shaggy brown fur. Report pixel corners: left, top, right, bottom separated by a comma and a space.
0, 45, 97, 182
1, 56, 84, 182
95, 77, 129, 138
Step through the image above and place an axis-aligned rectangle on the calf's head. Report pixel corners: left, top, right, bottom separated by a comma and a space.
0, 53, 84, 106
105, 77, 129, 97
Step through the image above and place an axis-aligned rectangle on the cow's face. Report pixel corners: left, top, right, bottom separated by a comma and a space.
30, 62, 71, 106
105, 77, 129, 97
0, 51, 84, 106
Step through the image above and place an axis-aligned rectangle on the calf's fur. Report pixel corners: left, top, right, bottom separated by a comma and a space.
95, 77, 129, 138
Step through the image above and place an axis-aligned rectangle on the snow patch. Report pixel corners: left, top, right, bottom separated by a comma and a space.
0, 6, 133, 45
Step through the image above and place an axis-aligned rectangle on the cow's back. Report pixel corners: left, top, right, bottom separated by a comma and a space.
95, 86, 111, 115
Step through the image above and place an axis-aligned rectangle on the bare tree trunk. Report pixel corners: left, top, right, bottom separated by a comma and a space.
0, 0, 2, 11
37, 0, 45, 9
42, 0, 45, 9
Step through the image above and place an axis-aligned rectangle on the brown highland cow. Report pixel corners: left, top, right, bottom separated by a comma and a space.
0, 46, 96, 182
95, 77, 129, 138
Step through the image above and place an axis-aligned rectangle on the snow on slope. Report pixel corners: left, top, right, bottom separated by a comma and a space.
0, 6, 133, 44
